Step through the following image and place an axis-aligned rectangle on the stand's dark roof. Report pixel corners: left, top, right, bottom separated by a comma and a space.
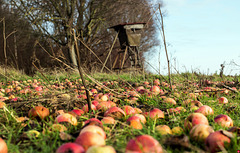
110, 22, 146, 30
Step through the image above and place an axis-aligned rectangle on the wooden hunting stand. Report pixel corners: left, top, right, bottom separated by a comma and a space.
110, 22, 146, 71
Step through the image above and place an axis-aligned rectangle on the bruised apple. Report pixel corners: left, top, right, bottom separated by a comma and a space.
0, 138, 8, 153
56, 142, 85, 153
28, 106, 50, 120
75, 131, 106, 150
214, 114, 233, 128
125, 135, 163, 153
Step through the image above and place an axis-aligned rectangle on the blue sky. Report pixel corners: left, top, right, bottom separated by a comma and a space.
145, 0, 240, 75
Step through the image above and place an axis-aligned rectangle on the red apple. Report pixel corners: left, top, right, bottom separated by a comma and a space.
195, 105, 214, 116
0, 138, 8, 153
96, 101, 116, 112
189, 124, 214, 142
86, 145, 116, 153
125, 135, 163, 153
80, 125, 106, 139
184, 113, 209, 130
214, 114, 233, 128
84, 118, 103, 127
75, 132, 106, 150
218, 97, 228, 104
28, 106, 50, 120
101, 117, 115, 125
104, 107, 126, 119
132, 114, 146, 124
70, 109, 84, 116
123, 105, 136, 116
148, 108, 164, 119
150, 86, 163, 95
55, 113, 78, 126
56, 142, 85, 153
205, 130, 231, 153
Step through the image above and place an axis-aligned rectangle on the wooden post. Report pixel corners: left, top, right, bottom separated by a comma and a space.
101, 31, 119, 72
159, 4, 172, 90
73, 29, 92, 112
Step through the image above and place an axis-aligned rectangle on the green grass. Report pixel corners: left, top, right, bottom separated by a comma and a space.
0, 67, 240, 152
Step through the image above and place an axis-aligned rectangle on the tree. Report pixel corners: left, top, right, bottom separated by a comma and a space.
8, 0, 161, 71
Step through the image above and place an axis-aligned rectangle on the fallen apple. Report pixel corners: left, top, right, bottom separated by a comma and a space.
163, 97, 177, 105
155, 125, 172, 135
75, 131, 106, 150
195, 105, 214, 116
28, 106, 50, 120
148, 108, 164, 119
80, 125, 106, 139
189, 124, 214, 142
101, 117, 115, 125
55, 113, 78, 126
86, 145, 116, 153
205, 130, 231, 153
218, 97, 228, 104
184, 113, 209, 131
104, 107, 126, 119
214, 114, 233, 128
56, 142, 85, 153
0, 137, 8, 153
125, 135, 163, 153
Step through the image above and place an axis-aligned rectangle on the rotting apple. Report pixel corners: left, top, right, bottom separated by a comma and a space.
80, 125, 106, 139
205, 130, 232, 153
184, 113, 209, 131
214, 114, 233, 128
56, 142, 85, 153
86, 145, 116, 153
75, 131, 106, 150
125, 135, 163, 153
189, 124, 214, 142
28, 106, 50, 120
0, 137, 8, 153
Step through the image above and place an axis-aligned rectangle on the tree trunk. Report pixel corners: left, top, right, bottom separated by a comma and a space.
67, 28, 78, 68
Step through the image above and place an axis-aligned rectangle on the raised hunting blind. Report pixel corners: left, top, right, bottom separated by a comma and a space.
110, 22, 146, 71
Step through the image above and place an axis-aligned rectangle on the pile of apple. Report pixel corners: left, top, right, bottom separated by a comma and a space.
0, 78, 239, 153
